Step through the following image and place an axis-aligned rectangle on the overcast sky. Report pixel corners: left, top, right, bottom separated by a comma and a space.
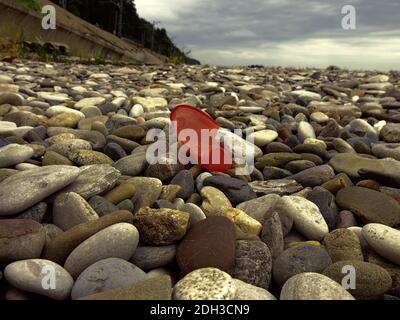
135, 0, 400, 70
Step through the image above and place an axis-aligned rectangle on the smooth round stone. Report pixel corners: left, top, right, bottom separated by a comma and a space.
130, 245, 176, 270
113, 153, 148, 176
104, 183, 136, 204
173, 268, 236, 300
332, 138, 356, 153
64, 223, 139, 278
307, 187, 338, 230
104, 142, 127, 161
230, 240, 272, 289
0, 144, 33, 168
71, 258, 148, 300
256, 152, 302, 168
133, 207, 189, 245
43, 211, 133, 264
310, 112, 329, 123
43, 151, 73, 166
170, 170, 194, 200
263, 166, 292, 180
236, 194, 281, 223
284, 160, 315, 173
75, 97, 106, 109
4, 111, 39, 127
112, 125, 146, 140
279, 196, 329, 240
0, 219, 46, 262
298, 121, 316, 143
273, 244, 332, 287
323, 260, 392, 299
46, 106, 85, 118
248, 130, 278, 147
0, 165, 80, 215
176, 216, 236, 274
222, 208, 262, 236
203, 175, 256, 205
288, 165, 335, 187
129, 104, 144, 117
88, 195, 119, 216
4, 259, 73, 300
48, 112, 82, 128
80, 106, 101, 118
280, 272, 355, 300
261, 212, 284, 259
233, 279, 276, 300
58, 164, 120, 199
336, 187, 400, 226
0, 92, 24, 106
127, 177, 162, 212
362, 224, 400, 266
323, 228, 364, 262
200, 186, 232, 216
53, 192, 99, 231
179, 203, 206, 227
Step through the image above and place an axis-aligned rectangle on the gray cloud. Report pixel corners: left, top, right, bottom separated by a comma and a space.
135, 0, 400, 70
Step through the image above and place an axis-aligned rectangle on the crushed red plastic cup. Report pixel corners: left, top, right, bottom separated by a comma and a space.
170, 104, 233, 172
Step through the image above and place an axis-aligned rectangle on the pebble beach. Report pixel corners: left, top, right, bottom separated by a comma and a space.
0, 60, 400, 300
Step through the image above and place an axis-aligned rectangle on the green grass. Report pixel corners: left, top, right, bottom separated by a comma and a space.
15, 0, 41, 12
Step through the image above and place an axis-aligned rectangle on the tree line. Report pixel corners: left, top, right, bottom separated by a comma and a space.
51, 0, 199, 63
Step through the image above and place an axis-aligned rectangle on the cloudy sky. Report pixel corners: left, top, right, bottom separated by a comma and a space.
135, 0, 400, 70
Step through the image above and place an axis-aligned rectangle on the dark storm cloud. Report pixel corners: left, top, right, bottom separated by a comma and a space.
135, 0, 400, 69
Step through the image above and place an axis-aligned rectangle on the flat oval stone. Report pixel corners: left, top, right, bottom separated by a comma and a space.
280, 272, 355, 300
0, 219, 45, 262
248, 130, 278, 147
64, 223, 139, 278
280, 196, 329, 240
273, 244, 332, 287
222, 208, 262, 236
43, 210, 133, 264
0, 165, 80, 215
130, 245, 176, 270
4, 259, 73, 300
336, 187, 400, 226
236, 194, 281, 223
56, 164, 120, 199
362, 224, 400, 266
0, 144, 33, 168
71, 258, 148, 300
173, 268, 236, 300
323, 260, 392, 299
176, 216, 236, 275
133, 207, 188, 245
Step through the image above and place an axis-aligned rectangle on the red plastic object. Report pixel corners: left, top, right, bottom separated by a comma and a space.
170, 104, 233, 172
